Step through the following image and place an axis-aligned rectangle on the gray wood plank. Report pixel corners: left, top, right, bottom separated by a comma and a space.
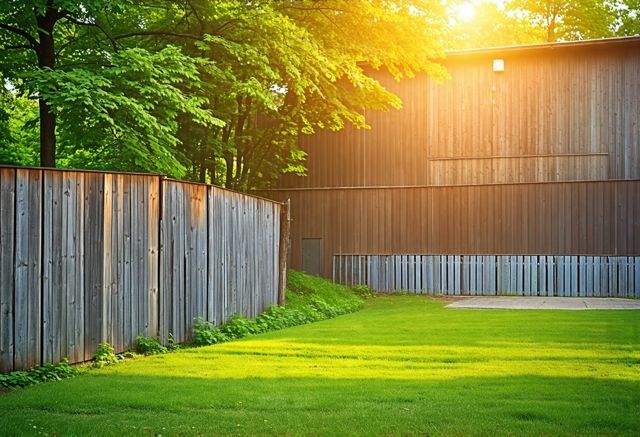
619, 257, 628, 298
593, 256, 601, 297
509, 256, 517, 293
453, 256, 461, 295
41, 171, 54, 365
14, 169, 42, 369
74, 173, 86, 363
557, 256, 565, 297
633, 256, 640, 298
547, 256, 555, 297
531, 256, 538, 296
586, 256, 594, 297
539, 256, 547, 296
83, 173, 103, 361
0, 168, 16, 372
570, 256, 579, 297
524, 256, 531, 296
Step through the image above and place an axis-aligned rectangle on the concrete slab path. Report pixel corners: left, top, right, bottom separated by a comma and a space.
446, 296, 640, 310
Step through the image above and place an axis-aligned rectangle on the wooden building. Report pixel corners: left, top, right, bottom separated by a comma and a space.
267, 37, 640, 297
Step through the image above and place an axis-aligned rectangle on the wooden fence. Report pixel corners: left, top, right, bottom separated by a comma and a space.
0, 167, 283, 372
334, 255, 640, 298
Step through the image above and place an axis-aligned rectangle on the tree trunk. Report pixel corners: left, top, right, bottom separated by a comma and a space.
38, 100, 56, 167
198, 146, 207, 183
35, 4, 58, 167
224, 153, 234, 189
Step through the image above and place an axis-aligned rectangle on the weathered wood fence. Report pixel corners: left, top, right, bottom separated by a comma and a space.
0, 167, 283, 372
334, 255, 640, 298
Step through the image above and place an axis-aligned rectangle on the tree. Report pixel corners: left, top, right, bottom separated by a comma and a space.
510, 0, 615, 42
1, 0, 447, 188
0, 85, 39, 166
0, 0, 220, 174
446, 2, 545, 49
173, 0, 448, 189
616, 0, 640, 35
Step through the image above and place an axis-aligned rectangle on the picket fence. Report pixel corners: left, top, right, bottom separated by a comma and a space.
334, 254, 640, 297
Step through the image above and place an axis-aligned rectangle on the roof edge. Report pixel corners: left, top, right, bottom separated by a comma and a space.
444, 35, 640, 58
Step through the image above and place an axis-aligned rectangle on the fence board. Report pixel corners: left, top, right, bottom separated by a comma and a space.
0, 169, 15, 372
332, 254, 640, 298
14, 169, 42, 369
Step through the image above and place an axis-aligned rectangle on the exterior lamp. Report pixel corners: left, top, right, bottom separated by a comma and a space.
493, 58, 505, 72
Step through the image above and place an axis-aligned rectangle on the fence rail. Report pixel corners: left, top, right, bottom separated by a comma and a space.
334, 254, 640, 298
0, 167, 283, 373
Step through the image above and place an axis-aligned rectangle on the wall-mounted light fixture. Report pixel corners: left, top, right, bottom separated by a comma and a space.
492, 58, 505, 73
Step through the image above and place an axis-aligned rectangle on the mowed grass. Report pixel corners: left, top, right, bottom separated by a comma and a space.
1, 296, 639, 436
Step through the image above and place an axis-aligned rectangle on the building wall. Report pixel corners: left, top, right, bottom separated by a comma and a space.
269, 180, 640, 279
268, 39, 640, 284
278, 40, 640, 189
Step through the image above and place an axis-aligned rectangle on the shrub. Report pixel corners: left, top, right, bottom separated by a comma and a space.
192, 270, 364, 346
352, 284, 376, 299
193, 318, 230, 345
91, 343, 119, 368
135, 336, 168, 355
0, 359, 79, 390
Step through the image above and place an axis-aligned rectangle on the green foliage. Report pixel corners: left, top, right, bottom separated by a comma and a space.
135, 336, 168, 355
511, 0, 616, 42
617, 0, 640, 36
351, 284, 376, 299
28, 46, 221, 176
1, 297, 638, 435
446, 0, 637, 49
446, 2, 546, 49
0, 0, 447, 189
0, 88, 38, 166
91, 343, 119, 369
0, 359, 79, 390
192, 270, 363, 346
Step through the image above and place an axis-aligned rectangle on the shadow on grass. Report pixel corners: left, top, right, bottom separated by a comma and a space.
1, 373, 638, 436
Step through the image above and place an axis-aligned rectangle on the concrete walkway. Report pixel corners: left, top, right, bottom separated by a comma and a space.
446, 296, 640, 310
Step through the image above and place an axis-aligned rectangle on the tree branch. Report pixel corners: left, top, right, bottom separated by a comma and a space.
63, 17, 118, 50
187, 0, 206, 35
1, 44, 36, 52
114, 30, 203, 41
0, 23, 38, 48
275, 5, 348, 14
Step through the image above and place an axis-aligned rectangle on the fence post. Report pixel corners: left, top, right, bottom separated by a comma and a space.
277, 198, 290, 306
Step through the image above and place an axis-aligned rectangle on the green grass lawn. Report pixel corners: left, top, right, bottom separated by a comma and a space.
1, 296, 639, 436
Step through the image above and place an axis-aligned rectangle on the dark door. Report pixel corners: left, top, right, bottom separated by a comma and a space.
302, 238, 323, 276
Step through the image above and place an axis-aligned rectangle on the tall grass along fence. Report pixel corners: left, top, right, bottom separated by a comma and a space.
0, 167, 286, 373
334, 254, 640, 297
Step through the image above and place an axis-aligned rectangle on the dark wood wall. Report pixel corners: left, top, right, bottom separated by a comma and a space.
268, 180, 640, 278
278, 39, 640, 189
268, 39, 640, 279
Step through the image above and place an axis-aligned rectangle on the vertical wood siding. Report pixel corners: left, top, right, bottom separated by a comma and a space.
268, 180, 640, 279
0, 168, 282, 372
278, 44, 640, 189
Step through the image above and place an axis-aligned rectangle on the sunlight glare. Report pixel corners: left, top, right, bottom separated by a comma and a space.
455, 2, 476, 22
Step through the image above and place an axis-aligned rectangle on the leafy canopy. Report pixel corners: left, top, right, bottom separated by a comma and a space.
0, 0, 447, 188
